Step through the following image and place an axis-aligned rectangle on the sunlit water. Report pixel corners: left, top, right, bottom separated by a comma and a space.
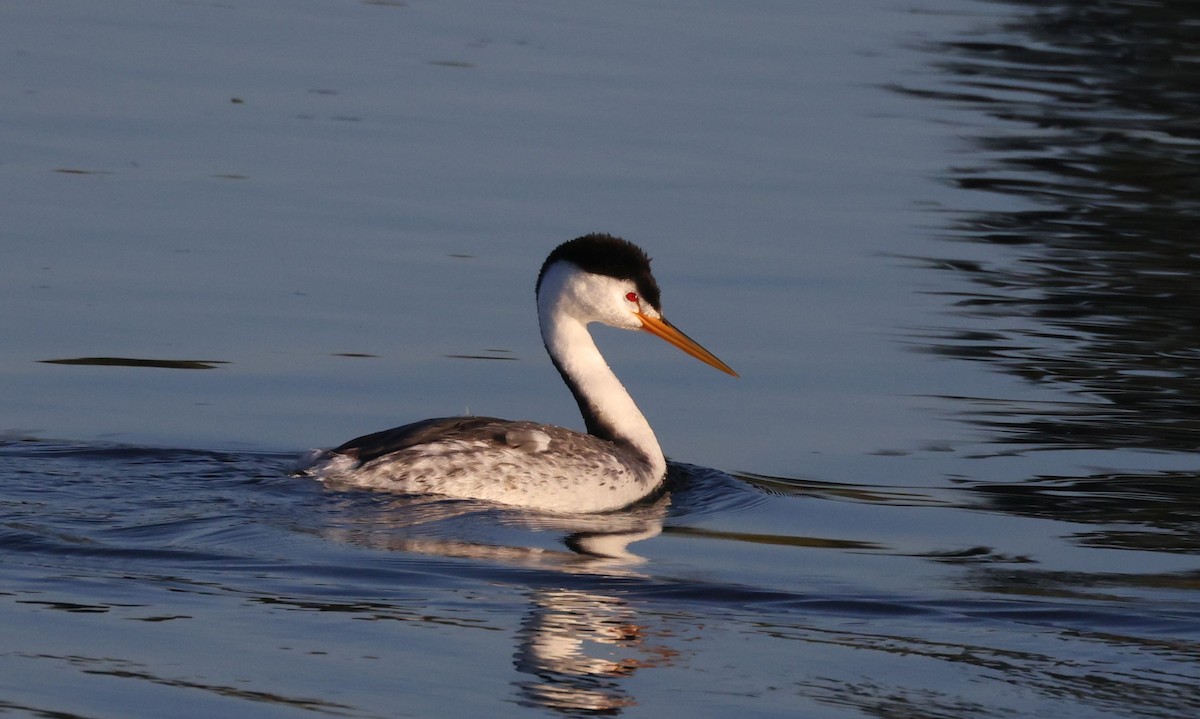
3, 1, 1200, 717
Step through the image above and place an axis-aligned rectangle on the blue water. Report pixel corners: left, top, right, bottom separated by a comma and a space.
4, 0, 1200, 717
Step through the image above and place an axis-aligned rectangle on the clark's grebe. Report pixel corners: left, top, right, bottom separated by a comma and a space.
305, 233, 736, 513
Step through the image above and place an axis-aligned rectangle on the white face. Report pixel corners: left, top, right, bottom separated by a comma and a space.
538, 262, 659, 331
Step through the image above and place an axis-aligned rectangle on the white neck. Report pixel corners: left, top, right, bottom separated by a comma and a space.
538, 296, 665, 479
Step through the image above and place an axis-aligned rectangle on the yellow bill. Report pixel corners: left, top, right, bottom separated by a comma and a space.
636, 312, 738, 377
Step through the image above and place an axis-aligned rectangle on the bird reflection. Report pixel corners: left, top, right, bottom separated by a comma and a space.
315, 490, 669, 568
514, 588, 677, 715
305, 460, 770, 713
311, 488, 685, 715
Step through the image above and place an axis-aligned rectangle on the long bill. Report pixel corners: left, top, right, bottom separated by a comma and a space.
635, 312, 739, 377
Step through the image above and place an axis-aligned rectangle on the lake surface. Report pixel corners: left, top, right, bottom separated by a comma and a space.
3, 0, 1199, 717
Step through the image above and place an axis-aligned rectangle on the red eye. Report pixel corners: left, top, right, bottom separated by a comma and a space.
625, 292, 638, 303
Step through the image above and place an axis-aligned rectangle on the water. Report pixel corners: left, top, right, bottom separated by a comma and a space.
3, 0, 1200, 717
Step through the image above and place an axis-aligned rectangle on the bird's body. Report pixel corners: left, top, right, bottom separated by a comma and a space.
312, 417, 660, 513
305, 234, 735, 513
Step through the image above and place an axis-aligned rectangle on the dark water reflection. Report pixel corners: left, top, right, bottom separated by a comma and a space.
901, 0, 1200, 453
960, 470, 1200, 555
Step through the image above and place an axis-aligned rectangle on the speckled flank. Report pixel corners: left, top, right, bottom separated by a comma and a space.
306, 417, 660, 513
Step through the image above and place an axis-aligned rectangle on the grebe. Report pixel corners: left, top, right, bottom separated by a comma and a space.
306, 234, 736, 513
